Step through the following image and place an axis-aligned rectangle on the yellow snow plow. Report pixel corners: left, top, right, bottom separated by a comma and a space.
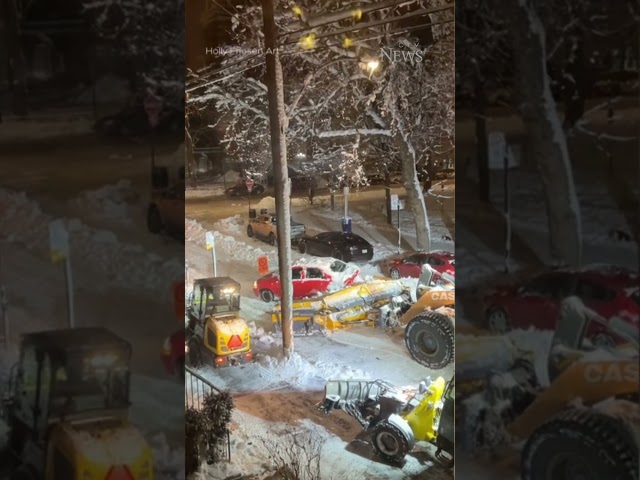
271, 279, 411, 334
319, 375, 454, 466
456, 297, 639, 480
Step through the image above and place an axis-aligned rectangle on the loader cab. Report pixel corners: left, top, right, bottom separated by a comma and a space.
3, 328, 133, 476
416, 264, 454, 299
188, 277, 241, 322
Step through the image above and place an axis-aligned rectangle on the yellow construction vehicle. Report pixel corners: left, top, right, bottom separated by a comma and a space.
1, 327, 153, 480
272, 265, 455, 369
456, 296, 639, 480
185, 277, 253, 368
319, 375, 454, 466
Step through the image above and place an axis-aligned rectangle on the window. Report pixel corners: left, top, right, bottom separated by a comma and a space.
292, 268, 303, 280
306, 268, 324, 279
315, 232, 334, 241
404, 255, 420, 264
576, 280, 616, 302
330, 260, 347, 273
428, 256, 445, 266
521, 275, 574, 298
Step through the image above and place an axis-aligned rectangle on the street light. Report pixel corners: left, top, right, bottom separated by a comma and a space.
366, 60, 379, 79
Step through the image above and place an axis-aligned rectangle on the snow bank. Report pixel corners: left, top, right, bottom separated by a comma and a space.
149, 433, 185, 480
69, 180, 140, 223
185, 218, 279, 268
0, 189, 182, 294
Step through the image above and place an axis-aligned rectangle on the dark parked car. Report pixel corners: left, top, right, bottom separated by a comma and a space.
298, 232, 374, 262
225, 183, 265, 196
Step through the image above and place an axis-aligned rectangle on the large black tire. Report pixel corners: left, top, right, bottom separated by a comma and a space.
332, 250, 343, 261
254, 185, 265, 194
298, 241, 307, 254
260, 289, 275, 302
247, 225, 254, 237
187, 338, 204, 368
371, 421, 411, 464
147, 205, 163, 234
521, 408, 639, 480
405, 310, 454, 370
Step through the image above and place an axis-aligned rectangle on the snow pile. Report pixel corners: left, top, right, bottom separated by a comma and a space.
149, 433, 185, 480
0, 189, 182, 294
214, 214, 244, 234
185, 218, 279, 268
69, 180, 140, 223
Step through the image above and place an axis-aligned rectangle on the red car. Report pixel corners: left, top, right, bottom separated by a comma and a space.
387, 251, 455, 279
161, 329, 185, 381
483, 266, 639, 345
253, 259, 360, 302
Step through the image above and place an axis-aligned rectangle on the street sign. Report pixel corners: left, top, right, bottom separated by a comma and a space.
390, 194, 404, 210
245, 178, 255, 193
205, 231, 215, 251
49, 219, 69, 263
257, 256, 269, 275
144, 94, 163, 128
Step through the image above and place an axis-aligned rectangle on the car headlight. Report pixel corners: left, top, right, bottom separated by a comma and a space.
253, 281, 258, 289
162, 337, 171, 353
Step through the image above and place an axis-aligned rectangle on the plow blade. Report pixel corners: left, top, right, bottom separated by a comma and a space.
323, 379, 398, 404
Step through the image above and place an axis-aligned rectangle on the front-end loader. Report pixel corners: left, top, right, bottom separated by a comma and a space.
185, 276, 253, 368
319, 375, 454, 466
456, 296, 639, 480
1, 327, 153, 480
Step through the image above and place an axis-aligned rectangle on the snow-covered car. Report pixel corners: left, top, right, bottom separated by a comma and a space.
483, 266, 639, 345
387, 251, 455, 279
297, 232, 374, 262
225, 183, 265, 196
247, 213, 306, 245
253, 259, 360, 302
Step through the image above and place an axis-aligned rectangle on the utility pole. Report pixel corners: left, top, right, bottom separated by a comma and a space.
262, 0, 294, 357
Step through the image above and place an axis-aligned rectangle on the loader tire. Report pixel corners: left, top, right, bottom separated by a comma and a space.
187, 338, 204, 368
405, 310, 454, 370
521, 408, 638, 480
371, 421, 411, 464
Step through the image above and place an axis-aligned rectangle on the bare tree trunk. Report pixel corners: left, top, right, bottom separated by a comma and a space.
3, 0, 27, 116
394, 129, 431, 250
507, 0, 582, 267
385, 170, 392, 224
474, 78, 490, 202
263, 0, 293, 357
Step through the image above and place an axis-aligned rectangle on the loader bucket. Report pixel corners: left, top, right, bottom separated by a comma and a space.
324, 379, 391, 404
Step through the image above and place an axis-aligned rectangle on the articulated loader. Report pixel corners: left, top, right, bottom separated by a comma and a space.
272, 266, 455, 369
319, 375, 454, 466
185, 277, 253, 368
1, 328, 153, 480
456, 296, 639, 480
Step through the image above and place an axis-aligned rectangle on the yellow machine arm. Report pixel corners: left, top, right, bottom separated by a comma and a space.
272, 280, 409, 331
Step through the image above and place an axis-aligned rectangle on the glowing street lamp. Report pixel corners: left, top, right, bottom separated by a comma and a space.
366, 60, 380, 78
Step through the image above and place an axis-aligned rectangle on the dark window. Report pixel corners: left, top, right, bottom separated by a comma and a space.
428, 256, 445, 266
405, 255, 420, 264
53, 446, 74, 480
330, 260, 347, 273
576, 280, 616, 302
521, 275, 573, 298
306, 268, 324, 279
292, 268, 303, 280
315, 232, 334, 241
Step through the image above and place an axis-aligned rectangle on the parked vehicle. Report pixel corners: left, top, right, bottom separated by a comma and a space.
253, 258, 360, 302
483, 265, 639, 345
387, 251, 455, 279
225, 183, 265, 196
161, 329, 185, 381
247, 213, 306, 245
298, 232, 374, 262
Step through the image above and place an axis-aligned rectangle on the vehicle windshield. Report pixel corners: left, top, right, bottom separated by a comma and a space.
201, 286, 240, 314
50, 351, 129, 416
330, 260, 347, 272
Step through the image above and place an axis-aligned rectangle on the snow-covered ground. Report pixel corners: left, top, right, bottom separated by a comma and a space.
185, 188, 455, 479
0, 182, 185, 479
